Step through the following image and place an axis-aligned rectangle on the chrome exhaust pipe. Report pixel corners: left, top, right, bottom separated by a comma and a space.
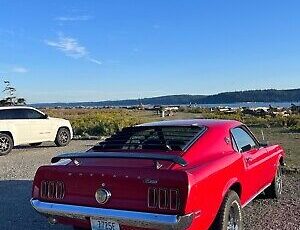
48, 216, 58, 225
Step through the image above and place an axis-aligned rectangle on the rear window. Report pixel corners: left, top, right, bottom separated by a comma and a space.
92, 126, 205, 151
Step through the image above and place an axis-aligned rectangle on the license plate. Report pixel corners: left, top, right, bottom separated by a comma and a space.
90, 218, 120, 230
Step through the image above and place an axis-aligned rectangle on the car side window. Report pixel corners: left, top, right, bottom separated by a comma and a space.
231, 127, 257, 153
24, 109, 45, 119
0, 109, 26, 119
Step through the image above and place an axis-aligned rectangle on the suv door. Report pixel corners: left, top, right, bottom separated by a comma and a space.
231, 126, 270, 200
22, 108, 53, 143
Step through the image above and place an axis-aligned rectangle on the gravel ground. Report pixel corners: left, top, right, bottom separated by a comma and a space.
0, 140, 299, 230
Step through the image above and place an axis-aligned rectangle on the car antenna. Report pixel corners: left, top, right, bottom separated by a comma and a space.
261, 129, 265, 141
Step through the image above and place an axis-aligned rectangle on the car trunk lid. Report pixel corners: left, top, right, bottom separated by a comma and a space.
33, 161, 189, 215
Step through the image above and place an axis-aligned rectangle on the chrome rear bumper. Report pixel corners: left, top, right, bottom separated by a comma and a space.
30, 199, 193, 230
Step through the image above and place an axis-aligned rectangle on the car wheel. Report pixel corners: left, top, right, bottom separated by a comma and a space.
264, 164, 283, 199
211, 190, 243, 230
0, 133, 13, 156
55, 127, 71, 147
29, 142, 42, 147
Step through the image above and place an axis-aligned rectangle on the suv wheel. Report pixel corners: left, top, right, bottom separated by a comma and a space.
0, 133, 13, 156
211, 190, 243, 230
55, 128, 71, 147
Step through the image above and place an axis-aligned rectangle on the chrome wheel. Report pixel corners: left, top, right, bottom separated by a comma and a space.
0, 134, 13, 155
275, 166, 283, 195
0, 136, 10, 153
59, 130, 69, 144
264, 163, 284, 199
55, 128, 71, 147
227, 201, 240, 230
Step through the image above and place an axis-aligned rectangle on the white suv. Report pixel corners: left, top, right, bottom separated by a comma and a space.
0, 106, 73, 155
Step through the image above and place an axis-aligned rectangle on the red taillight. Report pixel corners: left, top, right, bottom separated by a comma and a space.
40, 181, 65, 200
148, 188, 157, 208
148, 188, 180, 210
170, 189, 179, 210
158, 189, 168, 209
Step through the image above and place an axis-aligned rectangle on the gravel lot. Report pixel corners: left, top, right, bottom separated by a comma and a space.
0, 140, 299, 230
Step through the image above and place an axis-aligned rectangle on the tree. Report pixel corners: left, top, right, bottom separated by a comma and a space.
0, 80, 26, 106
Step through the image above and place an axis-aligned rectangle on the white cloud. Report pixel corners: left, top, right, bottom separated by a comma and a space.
45, 34, 87, 58
55, 15, 93, 21
45, 34, 101, 65
12, 67, 28, 73
88, 58, 102, 65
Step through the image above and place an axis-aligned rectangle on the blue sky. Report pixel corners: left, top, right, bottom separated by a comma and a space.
0, 0, 299, 103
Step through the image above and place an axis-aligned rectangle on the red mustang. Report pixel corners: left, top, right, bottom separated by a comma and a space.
31, 119, 285, 230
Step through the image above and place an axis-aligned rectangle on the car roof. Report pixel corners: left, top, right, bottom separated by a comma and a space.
0, 106, 37, 110
138, 119, 242, 129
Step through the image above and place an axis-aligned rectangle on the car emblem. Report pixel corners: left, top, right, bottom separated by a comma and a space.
95, 188, 111, 204
144, 178, 159, 184
224, 137, 230, 144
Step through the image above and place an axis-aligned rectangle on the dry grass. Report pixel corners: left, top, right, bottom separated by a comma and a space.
43, 108, 299, 169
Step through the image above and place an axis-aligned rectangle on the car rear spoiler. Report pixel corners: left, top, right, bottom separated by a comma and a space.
51, 152, 187, 167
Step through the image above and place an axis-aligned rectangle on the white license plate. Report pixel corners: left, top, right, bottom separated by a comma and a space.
90, 218, 120, 230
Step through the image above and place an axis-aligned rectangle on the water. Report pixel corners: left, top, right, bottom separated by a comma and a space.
190, 102, 299, 108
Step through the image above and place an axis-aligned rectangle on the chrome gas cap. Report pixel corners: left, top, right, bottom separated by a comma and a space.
95, 188, 111, 204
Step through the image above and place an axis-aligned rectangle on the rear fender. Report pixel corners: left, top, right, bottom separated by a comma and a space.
221, 178, 240, 198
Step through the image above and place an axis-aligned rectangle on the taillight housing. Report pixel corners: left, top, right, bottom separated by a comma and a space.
40, 181, 65, 200
148, 188, 180, 211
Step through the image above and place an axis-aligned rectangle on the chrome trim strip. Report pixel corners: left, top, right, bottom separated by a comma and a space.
242, 183, 271, 208
31, 199, 194, 230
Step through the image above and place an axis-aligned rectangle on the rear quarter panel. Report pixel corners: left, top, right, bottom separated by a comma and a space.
0, 120, 24, 145
176, 124, 244, 230
184, 153, 243, 230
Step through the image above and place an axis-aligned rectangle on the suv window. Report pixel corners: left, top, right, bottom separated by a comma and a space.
231, 127, 257, 152
0, 108, 45, 119
0, 109, 25, 119
23, 109, 45, 119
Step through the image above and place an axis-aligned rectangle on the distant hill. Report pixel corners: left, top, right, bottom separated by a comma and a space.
197, 88, 300, 104
32, 88, 300, 107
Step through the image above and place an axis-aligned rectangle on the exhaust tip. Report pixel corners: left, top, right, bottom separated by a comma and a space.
48, 217, 58, 225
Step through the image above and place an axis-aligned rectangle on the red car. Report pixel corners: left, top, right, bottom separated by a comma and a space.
31, 119, 285, 230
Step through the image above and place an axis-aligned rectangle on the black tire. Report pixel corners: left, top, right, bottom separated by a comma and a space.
0, 133, 14, 156
55, 127, 71, 147
29, 142, 42, 147
264, 164, 283, 199
211, 190, 243, 230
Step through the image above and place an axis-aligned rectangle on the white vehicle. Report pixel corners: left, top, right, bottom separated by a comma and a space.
0, 106, 73, 155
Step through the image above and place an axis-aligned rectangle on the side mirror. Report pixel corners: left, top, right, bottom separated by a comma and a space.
43, 114, 49, 119
241, 144, 252, 152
